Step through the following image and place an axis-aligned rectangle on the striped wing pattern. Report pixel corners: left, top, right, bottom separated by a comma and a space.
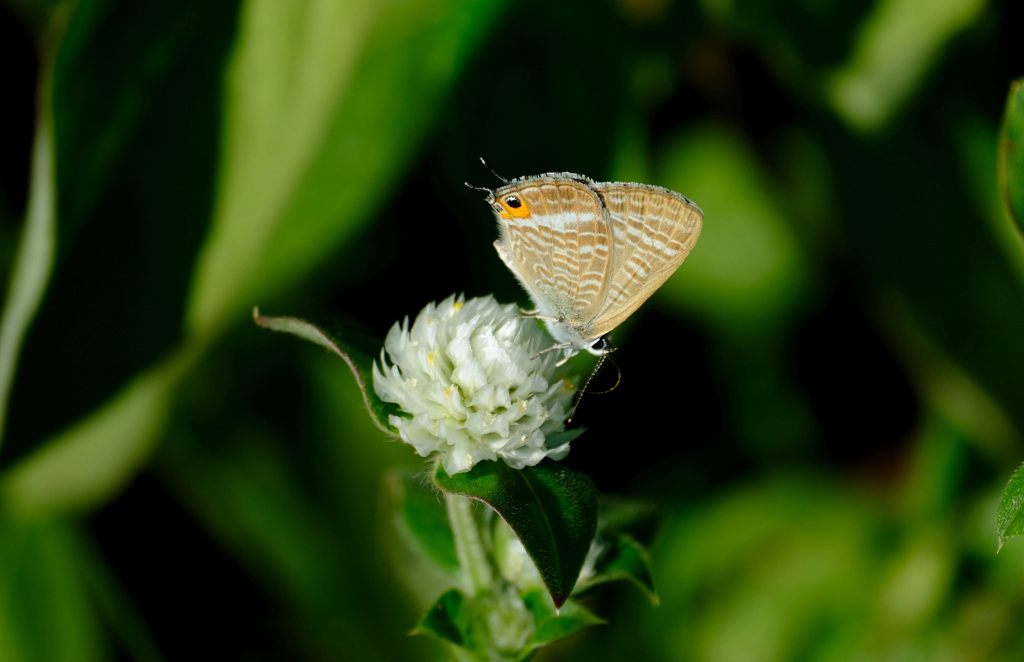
494, 179, 612, 327
588, 182, 703, 337
489, 172, 702, 353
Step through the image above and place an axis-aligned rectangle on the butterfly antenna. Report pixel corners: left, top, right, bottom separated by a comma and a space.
478, 157, 508, 183
568, 337, 620, 423
464, 181, 491, 194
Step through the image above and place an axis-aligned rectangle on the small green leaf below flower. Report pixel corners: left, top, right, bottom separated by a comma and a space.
252, 309, 404, 431
415, 589, 468, 648
434, 460, 598, 608
389, 471, 460, 576
414, 586, 603, 660
577, 534, 658, 605
997, 460, 1024, 550
573, 497, 661, 604
522, 589, 604, 647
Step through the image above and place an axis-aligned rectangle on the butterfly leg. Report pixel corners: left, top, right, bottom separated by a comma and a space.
528, 342, 575, 364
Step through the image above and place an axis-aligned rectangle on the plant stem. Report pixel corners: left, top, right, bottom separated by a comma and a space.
446, 493, 492, 594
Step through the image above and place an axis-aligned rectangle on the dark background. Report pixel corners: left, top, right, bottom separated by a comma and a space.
1, 0, 1023, 659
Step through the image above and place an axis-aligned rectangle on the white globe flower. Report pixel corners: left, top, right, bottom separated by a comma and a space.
372, 294, 579, 475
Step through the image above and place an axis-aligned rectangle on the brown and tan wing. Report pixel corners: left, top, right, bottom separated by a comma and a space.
587, 182, 703, 337
492, 177, 613, 327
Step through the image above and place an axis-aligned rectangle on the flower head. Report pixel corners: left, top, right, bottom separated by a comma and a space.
372, 294, 578, 475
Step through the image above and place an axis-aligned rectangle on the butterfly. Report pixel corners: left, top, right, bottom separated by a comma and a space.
471, 170, 703, 361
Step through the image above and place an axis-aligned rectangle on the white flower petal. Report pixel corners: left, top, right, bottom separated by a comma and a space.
372, 294, 579, 474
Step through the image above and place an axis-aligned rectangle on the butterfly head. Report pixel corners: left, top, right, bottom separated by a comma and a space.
465, 181, 533, 220
494, 192, 532, 219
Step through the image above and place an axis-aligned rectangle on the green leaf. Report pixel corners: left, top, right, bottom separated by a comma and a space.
0, 519, 106, 662
580, 534, 658, 605
413, 588, 468, 647
79, 535, 165, 662
575, 497, 660, 604
434, 460, 598, 608
539, 427, 587, 450
188, 0, 505, 339
388, 471, 460, 576
1, 349, 196, 518
999, 78, 1024, 234
997, 460, 1024, 550
160, 415, 409, 661
597, 495, 661, 543
522, 589, 604, 648
824, 0, 985, 133
1, 0, 241, 515
253, 310, 401, 432
414, 587, 603, 658
187, 0, 381, 338
383, 473, 468, 614
0, 96, 56, 450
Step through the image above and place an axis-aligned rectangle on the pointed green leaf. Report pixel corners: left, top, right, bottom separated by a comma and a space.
824, 0, 985, 132
413, 588, 468, 647
3, 1, 240, 512
414, 587, 602, 658
161, 421, 401, 659
522, 590, 604, 648
253, 310, 402, 431
0, 99, 56, 449
574, 497, 660, 603
434, 460, 598, 608
597, 495, 661, 543
383, 473, 465, 611
0, 520, 106, 662
78, 528, 165, 662
578, 534, 658, 605
1, 349, 196, 518
997, 460, 1024, 550
389, 471, 459, 576
999, 78, 1024, 234
189, 0, 505, 338
187, 0, 382, 338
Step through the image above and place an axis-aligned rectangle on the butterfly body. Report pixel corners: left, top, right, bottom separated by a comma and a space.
480, 171, 703, 359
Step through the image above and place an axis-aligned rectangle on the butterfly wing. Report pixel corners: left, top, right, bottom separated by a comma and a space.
588, 182, 703, 337
492, 176, 613, 338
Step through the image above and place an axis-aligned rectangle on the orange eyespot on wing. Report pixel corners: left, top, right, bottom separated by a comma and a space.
498, 194, 532, 219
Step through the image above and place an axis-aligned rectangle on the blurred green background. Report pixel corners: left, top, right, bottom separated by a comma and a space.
1, 0, 1023, 659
